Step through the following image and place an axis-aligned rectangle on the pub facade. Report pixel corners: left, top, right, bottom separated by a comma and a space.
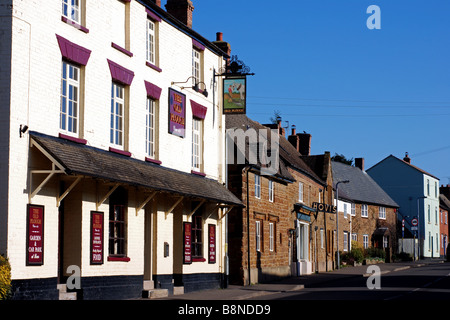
0, 0, 241, 300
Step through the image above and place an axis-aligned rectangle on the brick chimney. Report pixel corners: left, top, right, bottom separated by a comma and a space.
213, 32, 231, 58
297, 132, 311, 156
166, 0, 194, 28
288, 126, 300, 152
403, 152, 411, 164
355, 158, 365, 171
150, 0, 161, 7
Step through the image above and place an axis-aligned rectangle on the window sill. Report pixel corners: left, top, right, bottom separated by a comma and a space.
146, 61, 162, 73
107, 256, 130, 262
109, 147, 131, 157
146, 157, 162, 165
112, 42, 133, 57
191, 170, 206, 177
59, 133, 87, 145
61, 16, 89, 33
192, 257, 206, 262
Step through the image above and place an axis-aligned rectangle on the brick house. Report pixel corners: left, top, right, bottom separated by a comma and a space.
225, 115, 329, 284
0, 0, 242, 300
439, 186, 450, 258
332, 159, 399, 260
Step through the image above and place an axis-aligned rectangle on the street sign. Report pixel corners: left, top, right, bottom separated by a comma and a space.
411, 218, 418, 226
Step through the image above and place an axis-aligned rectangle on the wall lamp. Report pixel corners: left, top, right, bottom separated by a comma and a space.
20, 124, 29, 138
171, 76, 208, 97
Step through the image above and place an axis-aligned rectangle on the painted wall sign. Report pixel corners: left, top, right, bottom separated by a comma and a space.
183, 222, 192, 264
168, 88, 186, 137
312, 202, 337, 214
223, 77, 246, 114
26, 204, 44, 266
208, 224, 216, 264
90, 211, 104, 265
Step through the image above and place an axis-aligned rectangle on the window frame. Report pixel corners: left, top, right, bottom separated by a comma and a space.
363, 234, 369, 249
110, 82, 125, 147
192, 48, 201, 86
60, 61, 80, 135
146, 18, 156, 65
269, 222, 274, 252
254, 174, 261, 199
268, 180, 274, 202
191, 117, 203, 171
298, 182, 303, 202
192, 211, 203, 260
379, 206, 386, 219
255, 220, 261, 252
62, 0, 80, 24
361, 204, 368, 218
146, 98, 157, 159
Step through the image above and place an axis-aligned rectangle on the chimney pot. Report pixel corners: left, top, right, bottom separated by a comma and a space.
150, 0, 161, 7
403, 152, 411, 163
216, 32, 223, 41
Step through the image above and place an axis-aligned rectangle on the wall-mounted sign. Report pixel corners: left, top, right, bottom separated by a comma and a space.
168, 88, 186, 137
312, 202, 337, 214
27, 204, 44, 266
90, 211, 104, 265
208, 224, 216, 264
223, 77, 246, 114
183, 222, 192, 264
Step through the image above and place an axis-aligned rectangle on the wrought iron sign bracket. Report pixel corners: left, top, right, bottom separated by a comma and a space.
214, 55, 255, 78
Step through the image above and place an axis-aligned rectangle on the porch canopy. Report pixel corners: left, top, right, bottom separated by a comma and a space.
29, 131, 243, 207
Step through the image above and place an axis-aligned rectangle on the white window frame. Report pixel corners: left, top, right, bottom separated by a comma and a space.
191, 117, 202, 171
146, 98, 156, 158
255, 174, 261, 199
110, 82, 125, 147
320, 229, 324, 249
351, 203, 355, 216
269, 222, 274, 252
62, 0, 80, 23
435, 207, 438, 225
343, 231, 348, 252
428, 204, 431, 223
60, 61, 80, 135
256, 220, 261, 252
379, 206, 386, 219
268, 180, 274, 202
361, 204, 368, 218
363, 234, 369, 249
192, 48, 201, 85
351, 233, 357, 242
383, 236, 388, 248
343, 203, 348, 219
298, 182, 303, 202
146, 18, 156, 65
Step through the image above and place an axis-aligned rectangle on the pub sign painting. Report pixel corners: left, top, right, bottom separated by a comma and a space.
90, 211, 104, 265
183, 222, 192, 264
168, 88, 186, 137
26, 204, 44, 266
223, 77, 246, 114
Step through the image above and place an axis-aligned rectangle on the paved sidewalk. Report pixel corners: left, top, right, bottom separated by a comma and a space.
155, 260, 445, 300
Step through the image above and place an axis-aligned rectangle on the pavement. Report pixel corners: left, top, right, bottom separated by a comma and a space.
155, 259, 447, 300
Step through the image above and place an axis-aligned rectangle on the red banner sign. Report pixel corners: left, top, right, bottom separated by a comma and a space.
90, 211, 104, 265
27, 204, 44, 266
183, 222, 192, 264
208, 224, 216, 264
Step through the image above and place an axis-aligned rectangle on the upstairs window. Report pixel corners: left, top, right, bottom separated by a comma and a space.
110, 82, 125, 147
62, 0, 80, 23
254, 174, 261, 199
146, 98, 157, 158
146, 19, 156, 65
379, 206, 386, 219
361, 204, 368, 217
192, 48, 201, 86
60, 61, 80, 135
191, 117, 203, 171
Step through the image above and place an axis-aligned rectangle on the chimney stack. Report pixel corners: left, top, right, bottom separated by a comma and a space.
403, 152, 411, 164
355, 158, 365, 171
213, 32, 231, 58
297, 132, 311, 156
166, 0, 194, 28
288, 126, 300, 152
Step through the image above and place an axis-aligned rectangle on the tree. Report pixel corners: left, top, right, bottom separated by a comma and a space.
331, 153, 353, 166
269, 110, 282, 124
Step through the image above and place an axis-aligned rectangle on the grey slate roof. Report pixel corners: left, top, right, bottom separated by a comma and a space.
30, 131, 243, 206
332, 161, 399, 208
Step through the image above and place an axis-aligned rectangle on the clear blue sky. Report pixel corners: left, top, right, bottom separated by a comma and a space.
166, 0, 450, 183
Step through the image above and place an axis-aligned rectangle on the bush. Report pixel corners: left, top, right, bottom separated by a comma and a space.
365, 247, 386, 260
0, 255, 11, 300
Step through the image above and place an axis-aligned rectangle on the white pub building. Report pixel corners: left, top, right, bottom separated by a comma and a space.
0, 0, 241, 299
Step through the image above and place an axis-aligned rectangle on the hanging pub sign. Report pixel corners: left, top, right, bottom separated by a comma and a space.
223, 77, 246, 114
26, 204, 44, 266
208, 224, 216, 264
90, 211, 104, 265
183, 222, 192, 264
168, 88, 186, 138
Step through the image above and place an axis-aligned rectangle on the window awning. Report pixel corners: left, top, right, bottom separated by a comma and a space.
29, 131, 243, 207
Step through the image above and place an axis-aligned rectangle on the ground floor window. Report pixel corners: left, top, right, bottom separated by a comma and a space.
109, 187, 127, 257
192, 211, 203, 259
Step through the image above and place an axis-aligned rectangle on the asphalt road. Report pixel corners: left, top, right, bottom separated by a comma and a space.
247, 262, 450, 300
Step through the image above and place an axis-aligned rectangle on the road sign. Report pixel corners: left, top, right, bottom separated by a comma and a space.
411, 218, 418, 226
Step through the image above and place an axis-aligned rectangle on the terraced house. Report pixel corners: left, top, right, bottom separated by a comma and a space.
0, 0, 242, 300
